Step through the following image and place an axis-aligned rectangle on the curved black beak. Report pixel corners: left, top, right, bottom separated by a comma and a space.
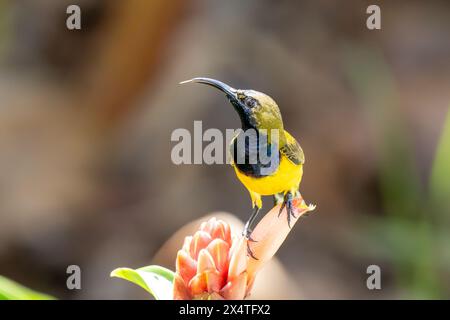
180, 77, 253, 129
180, 77, 238, 100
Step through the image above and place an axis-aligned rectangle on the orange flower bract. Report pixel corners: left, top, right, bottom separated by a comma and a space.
173, 196, 315, 300
173, 218, 250, 300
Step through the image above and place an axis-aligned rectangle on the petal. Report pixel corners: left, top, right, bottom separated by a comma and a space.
199, 222, 208, 233
182, 236, 192, 253
193, 293, 210, 300
197, 249, 216, 273
211, 220, 231, 244
189, 270, 225, 296
220, 220, 232, 244
220, 272, 247, 300
227, 237, 248, 281
200, 217, 216, 234
247, 194, 315, 280
188, 273, 207, 296
208, 292, 225, 300
205, 269, 224, 293
173, 274, 192, 300
190, 231, 212, 260
176, 250, 197, 284
206, 239, 230, 274
228, 235, 239, 260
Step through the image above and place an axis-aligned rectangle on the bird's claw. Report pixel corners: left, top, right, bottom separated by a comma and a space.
242, 227, 258, 241
279, 192, 299, 228
278, 201, 286, 217
287, 202, 292, 228
246, 241, 258, 260
242, 228, 258, 259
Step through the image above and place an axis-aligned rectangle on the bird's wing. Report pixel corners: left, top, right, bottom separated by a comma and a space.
280, 132, 305, 165
230, 130, 280, 177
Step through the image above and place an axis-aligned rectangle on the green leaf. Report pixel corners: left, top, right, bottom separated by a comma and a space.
110, 265, 174, 300
0, 275, 55, 300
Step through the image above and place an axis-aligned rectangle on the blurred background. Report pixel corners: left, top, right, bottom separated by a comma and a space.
0, 0, 449, 299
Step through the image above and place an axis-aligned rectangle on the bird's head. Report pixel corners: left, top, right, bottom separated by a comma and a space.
180, 77, 284, 133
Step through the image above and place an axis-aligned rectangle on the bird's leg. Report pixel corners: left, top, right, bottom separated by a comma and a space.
279, 191, 297, 228
278, 199, 287, 217
242, 206, 260, 241
242, 206, 260, 260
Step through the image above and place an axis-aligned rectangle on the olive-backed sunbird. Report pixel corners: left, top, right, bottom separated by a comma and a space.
180, 78, 305, 243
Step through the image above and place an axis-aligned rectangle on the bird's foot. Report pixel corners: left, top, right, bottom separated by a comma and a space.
246, 242, 258, 260
278, 192, 298, 228
242, 226, 257, 242
242, 227, 258, 260
242, 206, 260, 260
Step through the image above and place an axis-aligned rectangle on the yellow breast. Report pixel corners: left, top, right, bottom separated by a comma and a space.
233, 154, 303, 196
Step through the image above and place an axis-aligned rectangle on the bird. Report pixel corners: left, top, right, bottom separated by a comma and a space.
180, 77, 305, 256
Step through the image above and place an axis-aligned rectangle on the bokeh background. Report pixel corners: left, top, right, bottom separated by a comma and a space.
0, 0, 449, 299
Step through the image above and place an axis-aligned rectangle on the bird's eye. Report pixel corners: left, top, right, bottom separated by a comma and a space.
244, 97, 257, 108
